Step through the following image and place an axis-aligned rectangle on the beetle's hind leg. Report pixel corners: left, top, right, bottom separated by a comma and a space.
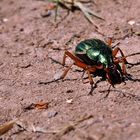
61, 50, 90, 80
62, 51, 68, 66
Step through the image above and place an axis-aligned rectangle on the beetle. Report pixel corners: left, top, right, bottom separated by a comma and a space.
60, 38, 128, 92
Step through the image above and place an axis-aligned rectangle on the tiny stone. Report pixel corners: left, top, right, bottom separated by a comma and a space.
66, 99, 73, 104
47, 110, 58, 118
128, 20, 135, 25
41, 11, 51, 18
3, 18, 8, 22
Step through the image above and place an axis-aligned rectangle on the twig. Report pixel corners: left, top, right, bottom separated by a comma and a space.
0, 121, 16, 136
49, 0, 104, 25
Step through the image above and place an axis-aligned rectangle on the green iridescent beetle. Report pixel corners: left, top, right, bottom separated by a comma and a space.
60, 38, 128, 89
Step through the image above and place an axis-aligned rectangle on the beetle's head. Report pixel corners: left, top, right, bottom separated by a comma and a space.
105, 64, 123, 86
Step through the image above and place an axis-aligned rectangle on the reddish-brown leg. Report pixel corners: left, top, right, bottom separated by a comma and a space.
104, 68, 115, 87
62, 52, 66, 66
112, 47, 127, 75
60, 63, 74, 79
112, 47, 126, 59
81, 68, 96, 85
114, 57, 127, 74
106, 72, 114, 87
107, 37, 113, 47
61, 50, 103, 85
61, 50, 90, 81
62, 50, 88, 68
87, 70, 94, 85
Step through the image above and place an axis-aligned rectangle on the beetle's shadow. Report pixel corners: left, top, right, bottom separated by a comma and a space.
99, 88, 140, 102
88, 64, 140, 95
125, 61, 140, 82
38, 77, 79, 85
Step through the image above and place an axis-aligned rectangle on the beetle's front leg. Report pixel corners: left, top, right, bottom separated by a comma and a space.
114, 57, 127, 75
112, 47, 127, 60
112, 47, 128, 75
106, 72, 115, 87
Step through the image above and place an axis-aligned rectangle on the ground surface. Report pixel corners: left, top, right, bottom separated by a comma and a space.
0, 0, 140, 140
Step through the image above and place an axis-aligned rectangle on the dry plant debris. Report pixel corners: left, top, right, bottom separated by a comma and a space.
0, 114, 93, 137
24, 102, 49, 110
49, 0, 104, 26
0, 120, 16, 136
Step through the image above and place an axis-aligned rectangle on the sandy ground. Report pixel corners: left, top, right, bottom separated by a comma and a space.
0, 0, 140, 140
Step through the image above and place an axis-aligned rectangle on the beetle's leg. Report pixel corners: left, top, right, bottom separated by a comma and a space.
81, 69, 95, 85
62, 51, 67, 66
61, 50, 89, 80
63, 50, 89, 69
81, 65, 103, 84
83, 65, 103, 84
106, 72, 114, 87
104, 68, 115, 87
107, 37, 113, 47
114, 57, 127, 75
112, 47, 127, 62
61, 50, 103, 86
87, 70, 94, 85
81, 70, 94, 85
64, 50, 104, 70
104, 85, 112, 98
60, 63, 74, 79
112, 47, 128, 75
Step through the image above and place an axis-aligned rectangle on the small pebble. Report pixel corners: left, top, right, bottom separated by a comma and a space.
66, 99, 73, 104
41, 11, 51, 18
128, 20, 135, 25
47, 110, 58, 118
2, 18, 8, 22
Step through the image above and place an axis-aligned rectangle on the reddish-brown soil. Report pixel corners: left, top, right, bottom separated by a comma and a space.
0, 0, 140, 140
